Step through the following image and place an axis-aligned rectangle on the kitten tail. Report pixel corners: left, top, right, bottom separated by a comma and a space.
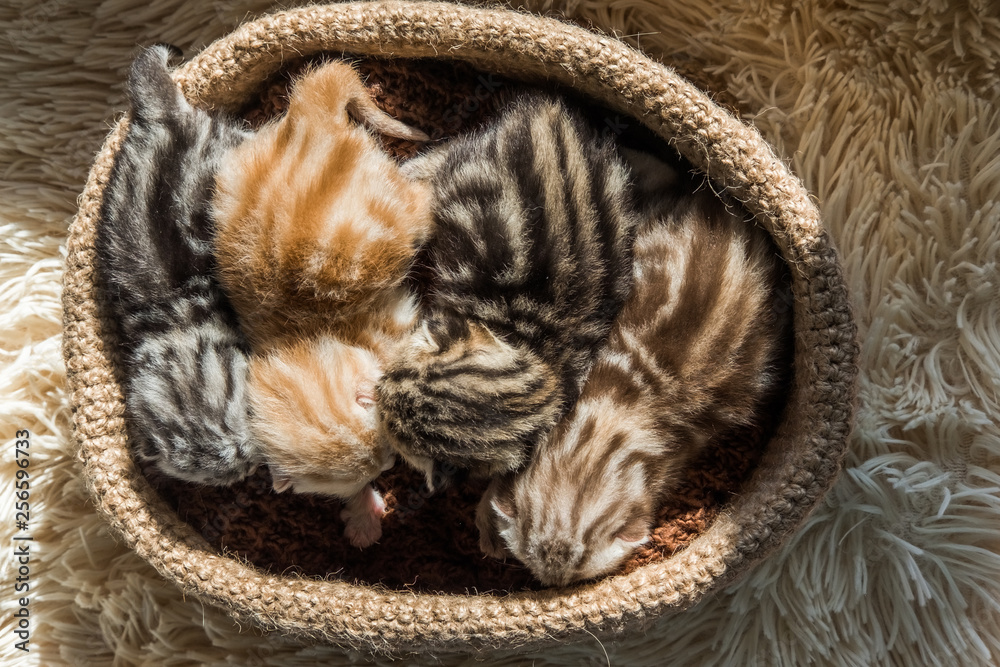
289, 61, 429, 142
346, 95, 430, 142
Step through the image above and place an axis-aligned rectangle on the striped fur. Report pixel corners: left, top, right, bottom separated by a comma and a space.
213, 60, 431, 349
94, 45, 257, 486
477, 171, 794, 586
212, 61, 432, 547
377, 94, 641, 487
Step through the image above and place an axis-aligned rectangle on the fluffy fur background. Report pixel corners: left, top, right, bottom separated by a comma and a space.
1, 0, 998, 664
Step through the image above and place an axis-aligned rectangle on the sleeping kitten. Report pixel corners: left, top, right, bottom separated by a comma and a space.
377, 94, 641, 488
94, 44, 257, 486
212, 60, 433, 547
477, 164, 793, 586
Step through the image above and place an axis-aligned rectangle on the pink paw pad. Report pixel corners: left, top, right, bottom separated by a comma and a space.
340, 485, 386, 548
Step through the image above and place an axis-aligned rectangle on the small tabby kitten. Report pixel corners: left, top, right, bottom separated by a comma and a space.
477, 162, 793, 586
212, 60, 433, 547
377, 94, 641, 488
95, 44, 257, 486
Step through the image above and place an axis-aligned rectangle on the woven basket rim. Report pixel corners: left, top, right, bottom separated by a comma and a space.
62, 0, 859, 653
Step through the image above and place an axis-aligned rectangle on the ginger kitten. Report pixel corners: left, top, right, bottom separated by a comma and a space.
213, 60, 433, 547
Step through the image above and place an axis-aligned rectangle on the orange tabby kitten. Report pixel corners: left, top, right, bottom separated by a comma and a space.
213, 60, 433, 547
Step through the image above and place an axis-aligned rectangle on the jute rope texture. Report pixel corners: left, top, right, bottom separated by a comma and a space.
62, 0, 859, 653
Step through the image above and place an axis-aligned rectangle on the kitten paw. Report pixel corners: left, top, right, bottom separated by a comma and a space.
340, 485, 387, 548
478, 529, 508, 560
475, 479, 512, 559
342, 514, 383, 548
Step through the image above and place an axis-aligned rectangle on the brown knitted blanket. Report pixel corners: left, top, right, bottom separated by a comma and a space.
141, 55, 782, 595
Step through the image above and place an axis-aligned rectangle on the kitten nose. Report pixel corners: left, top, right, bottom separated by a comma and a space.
535, 538, 583, 586
540, 539, 576, 563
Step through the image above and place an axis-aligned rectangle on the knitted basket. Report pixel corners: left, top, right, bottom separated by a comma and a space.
63, 0, 858, 653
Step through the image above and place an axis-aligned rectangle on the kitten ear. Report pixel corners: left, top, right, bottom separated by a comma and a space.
423, 459, 439, 493
486, 475, 517, 522
345, 94, 430, 142
476, 484, 512, 559
467, 320, 503, 347
619, 147, 679, 208
614, 518, 651, 547
356, 382, 377, 409
490, 496, 516, 523
414, 320, 436, 350
398, 451, 437, 492
271, 469, 294, 494
379, 451, 396, 473
425, 315, 471, 352
489, 483, 518, 526
127, 44, 191, 123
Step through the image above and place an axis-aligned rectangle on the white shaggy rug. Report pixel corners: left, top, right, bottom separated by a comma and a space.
2, 0, 999, 664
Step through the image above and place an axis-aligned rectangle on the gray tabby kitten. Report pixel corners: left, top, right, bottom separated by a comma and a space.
377, 94, 641, 488
95, 45, 257, 485
477, 161, 793, 586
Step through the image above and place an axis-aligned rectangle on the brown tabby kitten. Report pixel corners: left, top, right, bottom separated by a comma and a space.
95, 45, 258, 487
477, 161, 793, 586
212, 60, 433, 547
377, 94, 641, 489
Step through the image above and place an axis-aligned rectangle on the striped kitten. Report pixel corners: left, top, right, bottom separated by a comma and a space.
212, 60, 432, 547
477, 164, 793, 586
95, 45, 257, 486
377, 94, 641, 488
